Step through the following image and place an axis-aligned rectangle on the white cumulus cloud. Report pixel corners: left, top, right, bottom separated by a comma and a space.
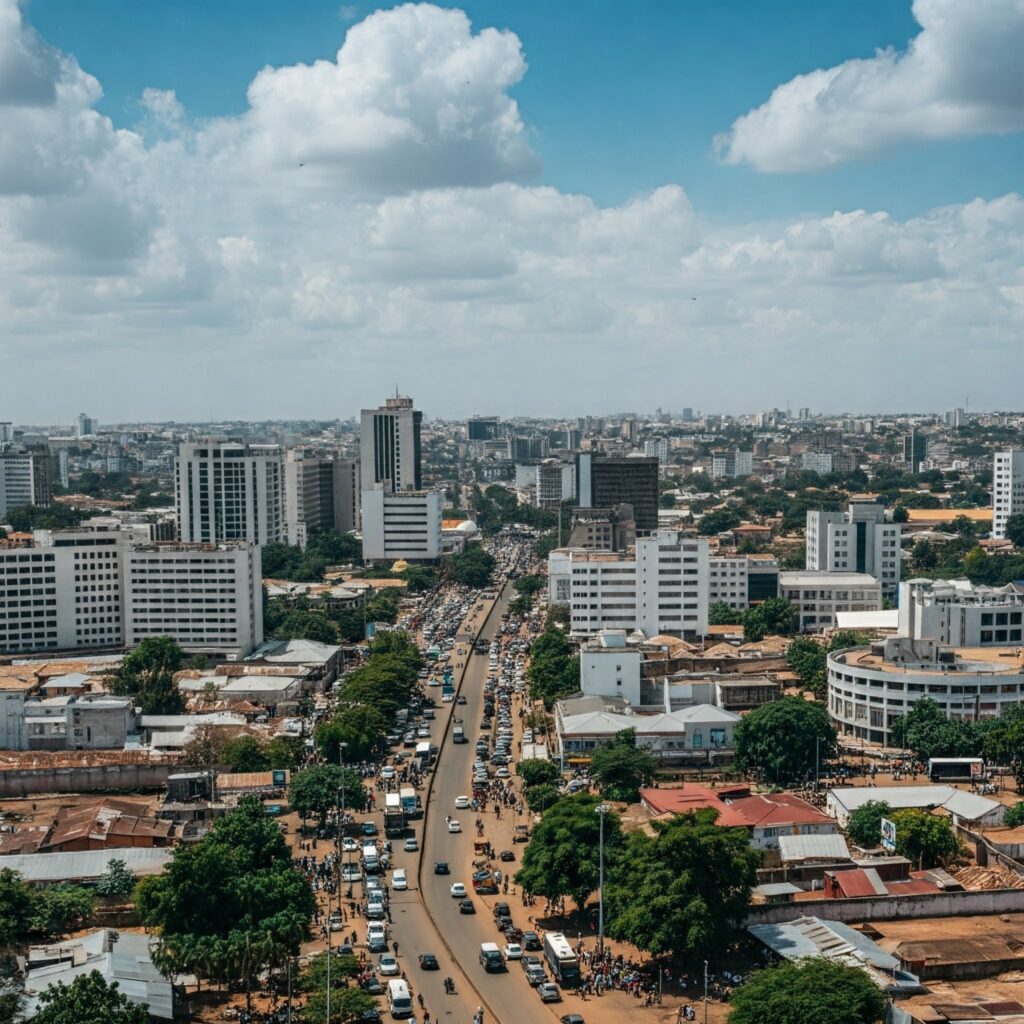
717, 0, 1024, 172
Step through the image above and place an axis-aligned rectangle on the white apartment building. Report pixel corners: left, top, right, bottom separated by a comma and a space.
806, 500, 900, 593
549, 531, 709, 638
993, 450, 1024, 540
711, 450, 753, 479
123, 542, 263, 659
360, 396, 422, 493
175, 442, 283, 545
0, 423, 13, 444
643, 437, 668, 462
0, 528, 263, 658
360, 489, 442, 563
897, 578, 1024, 647
536, 462, 576, 508
779, 571, 883, 632
0, 447, 53, 519
801, 452, 833, 475
708, 555, 780, 611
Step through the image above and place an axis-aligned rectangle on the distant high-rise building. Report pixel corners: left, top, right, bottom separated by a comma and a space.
0, 422, 12, 445
283, 449, 337, 548
507, 436, 548, 462
945, 408, 965, 428
563, 428, 582, 450
801, 451, 833, 475
332, 458, 360, 534
76, 413, 98, 438
798, 407, 811, 421
0, 446, 53, 519
361, 489, 442, 563
681, 408, 694, 422
577, 453, 659, 533
643, 436, 668, 462
360, 396, 422, 493
467, 416, 499, 441
993, 451, 1024, 540
903, 430, 928, 472
711, 450, 754, 479
620, 418, 638, 443
56, 449, 70, 489
175, 441, 283, 545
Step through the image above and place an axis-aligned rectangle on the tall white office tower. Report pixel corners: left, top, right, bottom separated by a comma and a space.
360, 396, 422, 493
993, 451, 1024, 540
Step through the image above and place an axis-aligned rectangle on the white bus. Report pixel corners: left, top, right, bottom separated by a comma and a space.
387, 978, 414, 1019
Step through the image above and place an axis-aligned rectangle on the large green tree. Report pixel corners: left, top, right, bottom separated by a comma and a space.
889, 697, 982, 762
890, 808, 962, 869
289, 764, 368, 827
786, 637, 827, 693
31, 970, 149, 1024
708, 601, 743, 626
516, 758, 561, 788
734, 697, 836, 785
528, 626, 580, 708
108, 636, 185, 714
845, 800, 892, 849
515, 796, 623, 911
742, 597, 797, 642
605, 809, 759, 958
316, 705, 388, 763
729, 959, 886, 1024
589, 728, 656, 803
444, 544, 495, 587
1004, 514, 1024, 548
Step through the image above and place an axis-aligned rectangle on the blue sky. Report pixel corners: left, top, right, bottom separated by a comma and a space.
4, 0, 1024, 420
29, 0, 1022, 221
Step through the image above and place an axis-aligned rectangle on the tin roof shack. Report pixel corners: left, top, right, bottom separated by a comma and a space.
245, 636, 344, 687
177, 667, 307, 714
828, 786, 1006, 829
37, 798, 176, 852
0, 847, 172, 885
215, 769, 290, 800
24, 929, 175, 1020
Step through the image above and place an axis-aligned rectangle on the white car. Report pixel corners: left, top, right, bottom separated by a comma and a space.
391, 868, 408, 891
454, 795, 470, 809
503, 943, 523, 961
366, 899, 386, 920
342, 837, 359, 852
450, 882, 467, 898
342, 864, 362, 882
447, 819, 462, 833
367, 922, 388, 946
496, 767, 511, 779
379, 954, 400, 976
442, 692, 454, 703
404, 836, 418, 852
380, 766, 396, 781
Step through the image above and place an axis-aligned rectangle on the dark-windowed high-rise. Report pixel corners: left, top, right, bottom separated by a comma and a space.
467, 416, 499, 441
576, 453, 659, 534
903, 430, 928, 473
360, 396, 422, 493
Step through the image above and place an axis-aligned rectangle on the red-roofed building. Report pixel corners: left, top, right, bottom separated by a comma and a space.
824, 868, 941, 900
640, 786, 838, 850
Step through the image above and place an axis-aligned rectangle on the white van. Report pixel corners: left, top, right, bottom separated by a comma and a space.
362, 842, 380, 874
387, 978, 414, 1019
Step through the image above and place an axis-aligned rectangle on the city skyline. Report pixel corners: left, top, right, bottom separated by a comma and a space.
3, 0, 1024, 419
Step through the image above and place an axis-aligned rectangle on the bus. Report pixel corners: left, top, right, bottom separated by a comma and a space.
543, 932, 580, 986
928, 757, 984, 782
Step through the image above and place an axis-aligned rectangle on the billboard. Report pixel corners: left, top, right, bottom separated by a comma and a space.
880, 817, 897, 853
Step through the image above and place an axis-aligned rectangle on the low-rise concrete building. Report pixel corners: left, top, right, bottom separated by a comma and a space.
779, 571, 882, 631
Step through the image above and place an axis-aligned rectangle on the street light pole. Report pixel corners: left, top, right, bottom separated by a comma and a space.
704, 959, 709, 1024
595, 803, 610, 958
328, 741, 348, 1024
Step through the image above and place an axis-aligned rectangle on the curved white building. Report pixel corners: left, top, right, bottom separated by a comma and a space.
828, 638, 1024, 746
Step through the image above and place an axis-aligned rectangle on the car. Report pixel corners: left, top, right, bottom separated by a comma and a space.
456, 695, 467, 705
366, 899, 385, 920
404, 836, 419, 852
447, 819, 461, 833
496, 767, 511, 779
499, 849, 515, 862
362, 974, 383, 995
359, 1009, 382, 1023
560, 1016, 586, 1024
378, 954, 400, 976
337, 943, 354, 956
342, 837, 359, 852
492, 902, 511, 919
454, 795, 470, 809
418, 953, 439, 970
449, 882, 467, 898
503, 943, 523, 961
391, 868, 407, 891
434, 861, 450, 875
367, 923, 388, 952
522, 956, 543, 971
458, 898, 476, 914
362, 821, 378, 836
417, 726, 430, 738
328, 911, 343, 931
380, 765, 396, 781
342, 864, 362, 882
525, 964, 548, 986
538, 983, 561, 1003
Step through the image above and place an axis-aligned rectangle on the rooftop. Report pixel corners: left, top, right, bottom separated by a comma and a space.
839, 645, 1024, 676
779, 571, 880, 587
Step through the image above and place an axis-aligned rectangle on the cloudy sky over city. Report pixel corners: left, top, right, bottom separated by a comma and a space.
3, 0, 1024, 423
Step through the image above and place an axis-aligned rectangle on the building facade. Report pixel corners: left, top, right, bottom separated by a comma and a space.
993, 450, 1024, 540
806, 500, 901, 593
0, 446, 54, 519
175, 442, 283, 545
360, 489, 442, 563
711, 450, 754, 479
577, 454, 659, 533
360, 396, 422, 493
897, 578, 1024, 646
778, 571, 883, 632
708, 555, 780, 611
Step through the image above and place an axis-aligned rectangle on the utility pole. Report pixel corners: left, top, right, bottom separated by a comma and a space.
704, 960, 709, 1024
596, 803, 610, 957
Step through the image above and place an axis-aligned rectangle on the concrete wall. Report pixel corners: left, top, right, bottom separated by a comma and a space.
0, 762, 178, 798
745, 887, 1024, 926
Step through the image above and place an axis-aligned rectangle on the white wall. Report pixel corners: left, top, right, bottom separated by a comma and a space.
580, 647, 642, 705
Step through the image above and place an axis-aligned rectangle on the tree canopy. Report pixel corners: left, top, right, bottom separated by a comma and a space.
589, 728, 656, 803
742, 597, 796, 642
729, 959, 886, 1024
889, 697, 982, 762
108, 636, 185, 714
605, 808, 760, 958
516, 758, 562, 788
734, 697, 836, 785
708, 601, 743, 626
845, 800, 892, 849
289, 764, 368, 826
515, 796, 623, 911
31, 970, 149, 1024
528, 626, 580, 708
890, 808, 962, 869
444, 544, 495, 587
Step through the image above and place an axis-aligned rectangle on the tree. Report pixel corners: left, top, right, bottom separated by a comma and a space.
890, 808, 962, 869
708, 601, 743, 626
222, 735, 270, 773
0, 868, 34, 948
892, 505, 910, 523
95, 859, 136, 900
786, 637, 827, 693
605, 809, 760, 957
589, 729, 656, 803
889, 697, 982, 762
845, 800, 892, 849
289, 765, 367, 827
275, 610, 338, 645
524, 783, 562, 812
742, 597, 796, 642
1005, 514, 1024, 548
729, 959, 886, 1024
316, 705, 387, 763
181, 725, 227, 775
911, 539, 938, 572
265, 736, 304, 770
108, 636, 185, 715
29, 885, 95, 938
516, 758, 561, 788
515, 796, 623, 911
445, 544, 496, 587
528, 626, 580, 708
513, 574, 545, 598
1005, 801, 1024, 828
697, 508, 742, 536
734, 697, 836, 785
31, 970, 149, 1024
